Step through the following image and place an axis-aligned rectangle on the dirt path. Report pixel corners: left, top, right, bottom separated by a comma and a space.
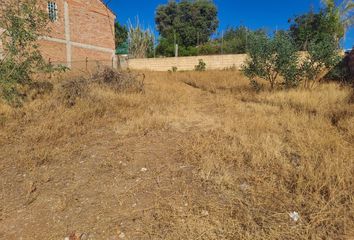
0, 78, 221, 239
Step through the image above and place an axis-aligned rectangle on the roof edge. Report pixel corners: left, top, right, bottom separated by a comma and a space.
99, 0, 116, 17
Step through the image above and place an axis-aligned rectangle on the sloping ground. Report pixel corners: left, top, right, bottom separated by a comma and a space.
0, 71, 353, 239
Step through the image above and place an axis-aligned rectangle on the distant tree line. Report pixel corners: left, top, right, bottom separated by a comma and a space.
114, 0, 353, 58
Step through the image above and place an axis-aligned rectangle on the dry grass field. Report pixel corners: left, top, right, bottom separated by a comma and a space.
0, 70, 353, 239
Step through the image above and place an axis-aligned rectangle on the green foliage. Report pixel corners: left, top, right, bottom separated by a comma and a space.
290, 0, 353, 50
325, 52, 352, 84
0, 0, 49, 105
221, 28, 267, 54
243, 31, 341, 90
300, 35, 341, 88
242, 32, 300, 90
155, 0, 218, 47
322, 0, 354, 34
198, 41, 220, 55
114, 21, 128, 48
195, 59, 206, 71
156, 35, 200, 57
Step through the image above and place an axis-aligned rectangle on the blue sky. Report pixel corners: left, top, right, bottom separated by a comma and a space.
106, 0, 353, 49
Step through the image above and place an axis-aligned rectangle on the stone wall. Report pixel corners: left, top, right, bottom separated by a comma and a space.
126, 54, 248, 71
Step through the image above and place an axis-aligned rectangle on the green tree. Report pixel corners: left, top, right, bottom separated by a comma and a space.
300, 34, 341, 88
222, 26, 249, 54
114, 21, 128, 48
0, 0, 49, 105
242, 32, 300, 90
289, 0, 353, 50
321, 0, 353, 36
155, 0, 219, 47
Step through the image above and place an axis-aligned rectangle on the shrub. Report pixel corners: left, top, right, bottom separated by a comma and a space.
299, 35, 341, 88
195, 59, 207, 71
0, 0, 50, 105
242, 32, 341, 90
198, 41, 221, 55
242, 32, 299, 90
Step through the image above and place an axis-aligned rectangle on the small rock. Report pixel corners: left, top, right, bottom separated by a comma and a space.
140, 168, 148, 172
80, 233, 88, 240
201, 210, 209, 217
240, 183, 250, 191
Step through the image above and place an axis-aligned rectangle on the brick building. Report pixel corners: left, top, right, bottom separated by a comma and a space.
0, 0, 116, 69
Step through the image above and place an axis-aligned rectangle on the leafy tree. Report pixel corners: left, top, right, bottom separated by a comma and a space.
222, 26, 250, 54
0, 0, 49, 105
289, 0, 353, 50
300, 34, 341, 88
220, 27, 267, 54
114, 21, 128, 48
242, 32, 300, 90
156, 35, 199, 57
155, 0, 219, 47
321, 0, 353, 36
243, 31, 341, 90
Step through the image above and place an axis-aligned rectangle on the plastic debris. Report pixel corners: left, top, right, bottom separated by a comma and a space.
289, 211, 300, 222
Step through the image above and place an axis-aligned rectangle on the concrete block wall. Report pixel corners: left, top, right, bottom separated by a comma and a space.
127, 54, 248, 71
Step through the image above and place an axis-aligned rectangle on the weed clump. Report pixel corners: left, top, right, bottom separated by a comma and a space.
60, 78, 88, 107
92, 68, 145, 93
195, 59, 206, 71
59, 68, 145, 107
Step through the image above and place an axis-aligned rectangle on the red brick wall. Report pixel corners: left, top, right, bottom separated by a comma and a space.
46, 0, 66, 39
0, 0, 116, 67
38, 40, 67, 63
68, 0, 115, 50
71, 46, 115, 69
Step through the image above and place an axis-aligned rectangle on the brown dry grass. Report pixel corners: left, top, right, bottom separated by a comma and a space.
0, 70, 353, 239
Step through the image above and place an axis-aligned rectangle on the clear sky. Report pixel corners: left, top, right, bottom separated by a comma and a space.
105, 0, 353, 49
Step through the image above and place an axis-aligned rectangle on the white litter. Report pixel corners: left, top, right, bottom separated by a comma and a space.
289, 211, 300, 222
140, 168, 148, 172
119, 232, 126, 239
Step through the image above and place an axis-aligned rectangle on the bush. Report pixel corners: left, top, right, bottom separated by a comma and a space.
299, 35, 341, 88
242, 32, 299, 90
242, 32, 341, 90
195, 59, 207, 71
198, 41, 221, 55
0, 0, 50, 105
